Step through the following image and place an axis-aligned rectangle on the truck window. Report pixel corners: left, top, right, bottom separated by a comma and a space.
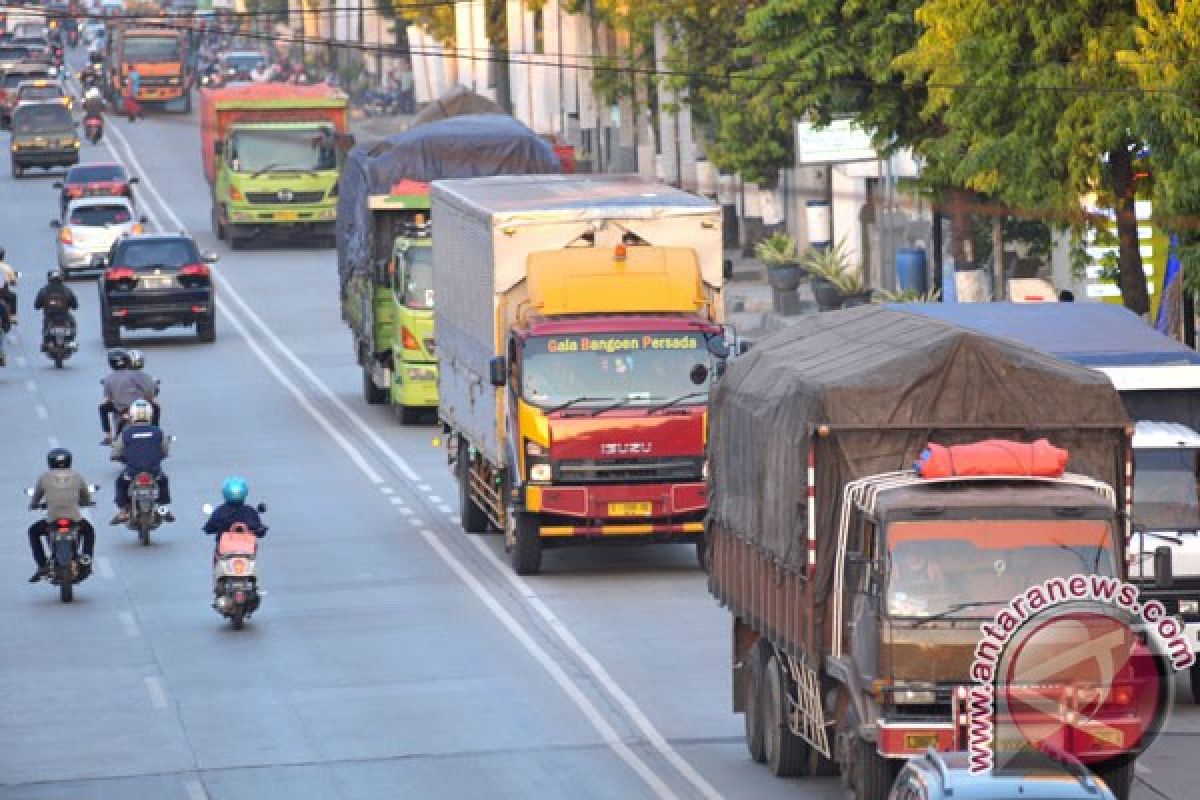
229, 127, 337, 173
885, 519, 1116, 619
122, 36, 179, 62
520, 332, 714, 409
396, 246, 433, 309
1133, 448, 1200, 530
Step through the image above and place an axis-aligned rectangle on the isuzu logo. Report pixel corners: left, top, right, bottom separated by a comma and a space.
277, 189, 294, 202
600, 442, 653, 456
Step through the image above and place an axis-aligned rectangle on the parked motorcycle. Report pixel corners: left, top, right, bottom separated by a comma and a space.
41, 316, 77, 368
83, 114, 103, 144
25, 486, 98, 603
206, 502, 267, 629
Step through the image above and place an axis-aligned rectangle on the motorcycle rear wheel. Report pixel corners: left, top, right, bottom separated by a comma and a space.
231, 608, 245, 630
58, 565, 73, 603
137, 521, 150, 546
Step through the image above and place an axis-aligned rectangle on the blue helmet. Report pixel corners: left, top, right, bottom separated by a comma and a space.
221, 476, 249, 504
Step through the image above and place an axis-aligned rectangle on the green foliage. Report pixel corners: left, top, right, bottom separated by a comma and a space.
803, 239, 866, 293
754, 232, 799, 265
874, 287, 942, 303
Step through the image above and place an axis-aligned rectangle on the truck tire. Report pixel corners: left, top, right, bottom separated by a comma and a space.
1093, 759, 1134, 800
398, 405, 422, 425
695, 532, 708, 571
764, 652, 809, 777
743, 642, 767, 764
1191, 663, 1200, 704
510, 511, 542, 575
457, 440, 489, 533
362, 364, 387, 405
197, 315, 216, 343
179, 90, 191, 114
102, 321, 121, 347
211, 204, 225, 240
853, 735, 896, 800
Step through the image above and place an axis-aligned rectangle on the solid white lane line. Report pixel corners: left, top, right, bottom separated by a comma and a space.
103, 120, 707, 800
35, 405, 47, 420
94, 556, 114, 579
184, 779, 209, 800
144, 676, 168, 709
118, 611, 141, 638
418, 526, 680, 799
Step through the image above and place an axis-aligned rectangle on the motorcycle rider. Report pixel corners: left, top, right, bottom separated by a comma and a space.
110, 399, 172, 524
125, 349, 161, 425
27, 448, 96, 583
0, 246, 17, 325
99, 349, 152, 444
83, 87, 105, 130
203, 477, 266, 554
33, 270, 78, 348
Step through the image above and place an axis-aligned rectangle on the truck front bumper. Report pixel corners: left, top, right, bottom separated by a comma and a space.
228, 204, 336, 228
391, 361, 438, 407
524, 482, 706, 538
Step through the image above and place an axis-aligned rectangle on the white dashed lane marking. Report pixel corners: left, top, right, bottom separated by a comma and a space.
24, 379, 35, 392
34, 405, 47, 420
118, 611, 140, 638
143, 676, 168, 709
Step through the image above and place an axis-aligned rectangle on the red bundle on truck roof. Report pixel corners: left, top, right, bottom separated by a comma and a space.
914, 438, 1069, 479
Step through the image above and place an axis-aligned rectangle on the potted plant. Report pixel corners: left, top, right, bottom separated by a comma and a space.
803, 239, 870, 310
874, 287, 942, 304
755, 233, 805, 292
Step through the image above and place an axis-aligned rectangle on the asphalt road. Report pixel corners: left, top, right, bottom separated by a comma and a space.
0, 64, 1196, 800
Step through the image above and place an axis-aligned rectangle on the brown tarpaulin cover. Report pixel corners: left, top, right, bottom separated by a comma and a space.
708, 306, 1131, 617
410, 85, 504, 127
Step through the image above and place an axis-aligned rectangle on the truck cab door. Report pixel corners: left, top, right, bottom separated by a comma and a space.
844, 510, 882, 682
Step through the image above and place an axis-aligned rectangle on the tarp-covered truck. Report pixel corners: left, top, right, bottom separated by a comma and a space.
898, 301, 1200, 704
434, 174, 727, 575
201, 83, 349, 249
707, 307, 1138, 800
336, 113, 560, 421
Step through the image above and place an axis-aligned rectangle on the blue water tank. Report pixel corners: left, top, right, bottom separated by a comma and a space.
895, 248, 929, 295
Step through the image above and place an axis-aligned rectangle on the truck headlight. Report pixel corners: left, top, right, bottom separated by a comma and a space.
889, 689, 937, 705
529, 463, 552, 483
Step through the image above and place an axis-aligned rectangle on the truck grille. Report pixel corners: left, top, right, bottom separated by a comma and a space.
554, 456, 702, 484
245, 190, 325, 205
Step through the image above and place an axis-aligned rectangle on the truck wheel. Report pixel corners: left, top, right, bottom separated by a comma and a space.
230, 234, 246, 251
398, 405, 422, 425
211, 204, 225, 240
179, 91, 191, 114
510, 512, 542, 575
1191, 663, 1200, 704
764, 652, 809, 777
457, 440, 489, 533
694, 532, 708, 571
12, 161, 22, 179
853, 735, 896, 800
743, 642, 767, 764
1093, 759, 1134, 800
102, 321, 121, 347
362, 364, 387, 405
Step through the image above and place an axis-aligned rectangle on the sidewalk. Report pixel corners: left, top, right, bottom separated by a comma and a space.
723, 248, 818, 339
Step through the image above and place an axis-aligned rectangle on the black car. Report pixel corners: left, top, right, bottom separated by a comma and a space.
97, 233, 218, 344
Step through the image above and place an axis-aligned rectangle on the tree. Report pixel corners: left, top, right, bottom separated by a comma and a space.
897, 0, 1151, 314
1124, 0, 1200, 295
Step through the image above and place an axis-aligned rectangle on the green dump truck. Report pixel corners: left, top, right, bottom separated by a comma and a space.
335, 113, 560, 421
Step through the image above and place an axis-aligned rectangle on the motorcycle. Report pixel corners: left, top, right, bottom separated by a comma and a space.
206, 502, 268, 629
41, 315, 77, 368
25, 486, 98, 603
121, 471, 167, 545
83, 114, 103, 144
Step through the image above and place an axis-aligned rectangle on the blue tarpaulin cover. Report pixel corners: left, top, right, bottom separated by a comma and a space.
892, 302, 1200, 366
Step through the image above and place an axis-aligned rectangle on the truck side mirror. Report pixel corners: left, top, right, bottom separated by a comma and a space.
128, 176, 139, 184
1154, 546, 1174, 589
213, 141, 223, 156
489, 357, 507, 387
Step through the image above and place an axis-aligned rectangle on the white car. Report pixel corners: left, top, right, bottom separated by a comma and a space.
54, 197, 144, 273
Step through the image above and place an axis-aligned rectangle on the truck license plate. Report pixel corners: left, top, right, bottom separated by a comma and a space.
276, 211, 298, 221
904, 734, 940, 750
608, 502, 652, 517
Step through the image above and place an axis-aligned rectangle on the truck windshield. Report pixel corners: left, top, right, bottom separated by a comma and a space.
230, 127, 337, 173
1134, 448, 1200, 530
397, 246, 433, 309
885, 519, 1117, 619
521, 331, 713, 409
123, 36, 179, 62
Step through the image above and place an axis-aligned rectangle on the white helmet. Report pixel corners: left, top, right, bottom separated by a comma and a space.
129, 398, 153, 424
85, 87, 101, 100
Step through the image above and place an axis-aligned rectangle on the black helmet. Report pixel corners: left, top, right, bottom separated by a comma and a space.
107, 348, 129, 370
47, 448, 72, 469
